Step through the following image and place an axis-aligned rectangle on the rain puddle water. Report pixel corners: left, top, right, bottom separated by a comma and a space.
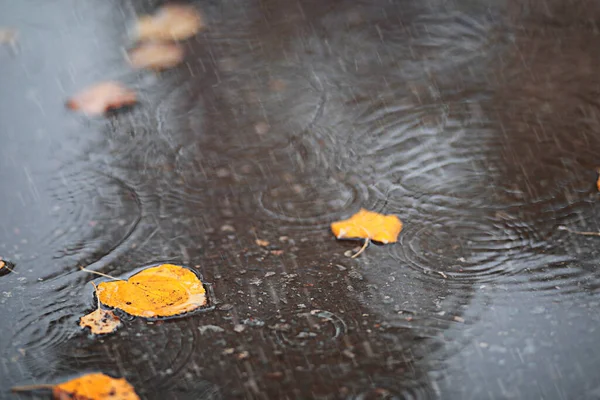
1, 0, 600, 398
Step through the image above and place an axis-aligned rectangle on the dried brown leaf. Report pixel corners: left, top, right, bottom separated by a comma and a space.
136, 4, 204, 42
0, 28, 17, 45
256, 239, 270, 247
79, 308, 121, 335
66, 82, 137, 116
127, 41, 184, 71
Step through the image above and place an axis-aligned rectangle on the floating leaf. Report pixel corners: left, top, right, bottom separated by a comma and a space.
80, 308, 121, 335
597, 168, 600, 191
331, 208, 403, 258
96, 264, 207, 318
79, 283, 121, 335
54, 373, 138, 400
135, 4, 204, 42
66, 82, 137, 116
12, 373, 140, 400
127, 41, 184, 71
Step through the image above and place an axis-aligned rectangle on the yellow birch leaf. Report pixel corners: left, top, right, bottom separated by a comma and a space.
96, 264, 207, 318
54, 373, 139, 400
331, 208, 403, 244
12, 373, 140, 400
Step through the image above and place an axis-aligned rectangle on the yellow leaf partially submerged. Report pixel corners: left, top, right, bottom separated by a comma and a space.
331, 209, 403, 243
96, 264, 207, 318
135, 4, 204, 42
331, 209, 403, 257
54, 373, 139, 400
12, 373, 140, 400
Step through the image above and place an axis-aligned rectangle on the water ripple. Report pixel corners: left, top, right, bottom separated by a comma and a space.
0, 166, 142, 281
263, 309, 349, 352
256, 174, 369, 230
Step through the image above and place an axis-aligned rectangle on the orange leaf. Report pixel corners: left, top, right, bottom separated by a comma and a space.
96, 264, 207, 318
597, 168, 600, 191
331, 208, 403, 244
135, 4, 204, 42
54, 373, 139, 400
66, 82, 137, 116
127, 41, 184, 71
12, 373, 139, 400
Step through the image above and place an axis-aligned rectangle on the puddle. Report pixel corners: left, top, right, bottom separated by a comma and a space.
1, 0, 600, 398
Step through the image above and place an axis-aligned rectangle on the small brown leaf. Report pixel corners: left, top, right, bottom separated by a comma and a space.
66, 82, 137, 116
127, 41, 184, 71
256, 239, 270, 247
80, 282, 121, 335
0, 28, 17, 46
80, 308, 121, 335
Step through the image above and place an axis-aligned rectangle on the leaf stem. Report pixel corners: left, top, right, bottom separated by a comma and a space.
558, 226, 600, 237
351, 238, 370, 258
11, 383, 54, 392
0, 261, 16, 273
80, 267, 122, 280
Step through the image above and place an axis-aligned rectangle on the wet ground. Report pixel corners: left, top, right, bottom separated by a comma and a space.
2, 0, 600, 398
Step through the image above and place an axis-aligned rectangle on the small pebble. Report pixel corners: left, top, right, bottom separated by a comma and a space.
198, 325, 225, 334
254, 122, 270, 135
220, 224, 235, 232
